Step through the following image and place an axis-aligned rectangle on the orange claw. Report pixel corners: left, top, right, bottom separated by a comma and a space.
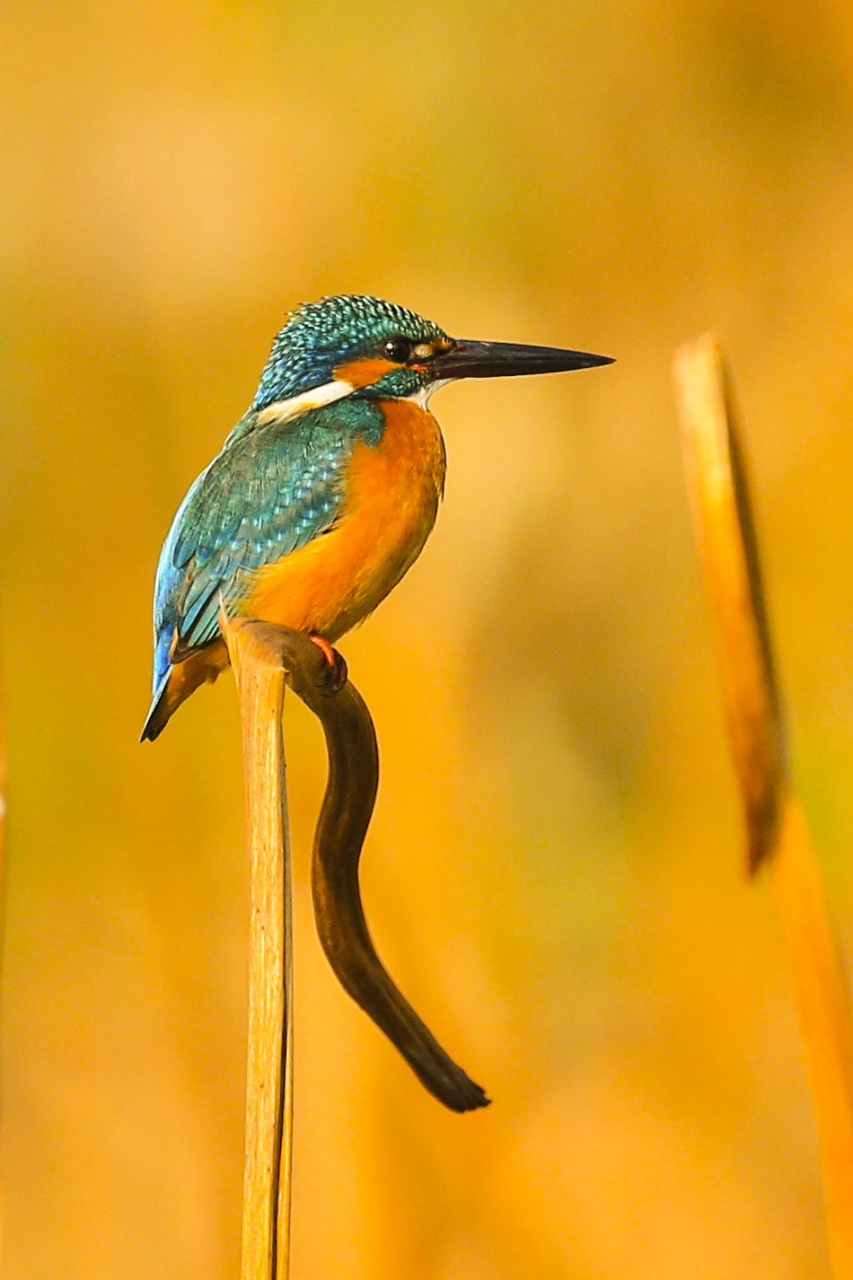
308, 633, 348, 694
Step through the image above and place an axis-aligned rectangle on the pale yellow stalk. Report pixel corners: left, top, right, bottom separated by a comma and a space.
221, 615, 293, 1280
674, 334, 853, 1278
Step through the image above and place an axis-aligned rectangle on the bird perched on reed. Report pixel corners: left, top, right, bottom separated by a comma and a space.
142, 294, 611, 741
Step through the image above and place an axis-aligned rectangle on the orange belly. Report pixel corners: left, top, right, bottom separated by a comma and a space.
241, 398, 446, 641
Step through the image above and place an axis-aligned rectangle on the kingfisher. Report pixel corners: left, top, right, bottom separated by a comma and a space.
142, 295, 612, 740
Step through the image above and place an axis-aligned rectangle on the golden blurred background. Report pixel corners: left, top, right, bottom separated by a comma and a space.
3, 0, 853, 1275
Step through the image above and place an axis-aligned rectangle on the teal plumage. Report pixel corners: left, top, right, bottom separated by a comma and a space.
162, 399, 385, 653
144, 296, 436, 741
143, 294, 613, 741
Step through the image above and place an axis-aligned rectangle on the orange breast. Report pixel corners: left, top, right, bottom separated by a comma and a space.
241, 398, 446, 641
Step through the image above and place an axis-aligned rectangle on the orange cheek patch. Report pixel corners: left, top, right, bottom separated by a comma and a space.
334, 358, 398, 389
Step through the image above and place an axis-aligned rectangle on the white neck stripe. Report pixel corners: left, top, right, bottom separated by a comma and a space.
255, 378, 354, 426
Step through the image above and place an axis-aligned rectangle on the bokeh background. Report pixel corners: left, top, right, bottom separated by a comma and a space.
3, 1, 853, 1275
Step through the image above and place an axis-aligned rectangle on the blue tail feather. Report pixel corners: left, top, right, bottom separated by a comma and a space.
140, 627, 175, 742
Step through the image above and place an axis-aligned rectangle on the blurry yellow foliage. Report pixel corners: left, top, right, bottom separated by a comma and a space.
3, 1, 853, 1277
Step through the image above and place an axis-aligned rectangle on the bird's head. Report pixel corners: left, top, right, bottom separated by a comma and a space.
252, 294, 612, 419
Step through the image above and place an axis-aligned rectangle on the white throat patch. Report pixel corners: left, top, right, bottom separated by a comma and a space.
408, 380, 451, 410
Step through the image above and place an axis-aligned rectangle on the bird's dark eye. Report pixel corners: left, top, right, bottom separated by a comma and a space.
383, 337, 412, 363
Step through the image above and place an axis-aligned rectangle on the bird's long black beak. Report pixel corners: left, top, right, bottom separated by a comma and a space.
428, 339, 614, 381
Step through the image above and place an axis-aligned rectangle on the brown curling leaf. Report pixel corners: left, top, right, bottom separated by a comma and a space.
228, 618, 489, 1113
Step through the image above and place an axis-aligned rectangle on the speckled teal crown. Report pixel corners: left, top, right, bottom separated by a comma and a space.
253, 295, 447, 409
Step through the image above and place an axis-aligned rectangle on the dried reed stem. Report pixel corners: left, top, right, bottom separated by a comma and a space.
675, 334, 784, 873
222, 612, 488, 1279
674, 333, 853, 1278
0, 681, 5, 1269
221, 616, 293, 1280
771, 797, 853, 1276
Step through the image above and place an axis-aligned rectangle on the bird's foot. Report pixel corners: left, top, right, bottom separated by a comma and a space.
308, 633, 348, 695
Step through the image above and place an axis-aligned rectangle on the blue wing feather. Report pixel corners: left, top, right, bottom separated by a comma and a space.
150, 398, 383, 681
